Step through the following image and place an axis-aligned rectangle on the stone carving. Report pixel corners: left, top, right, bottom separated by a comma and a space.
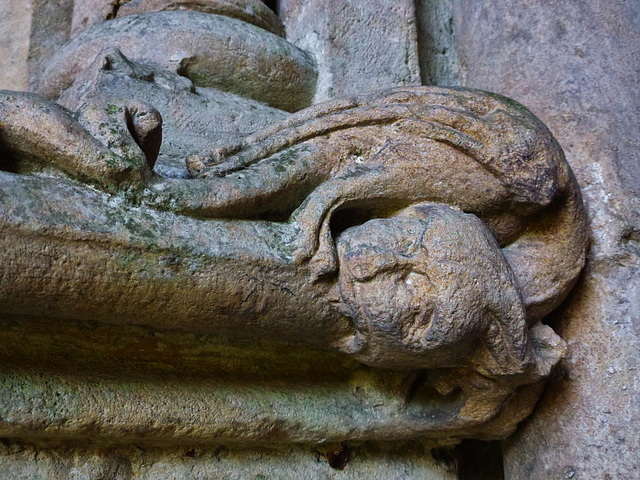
71, 0, 286, 39
43, 10, 315, 111
0, 1, 588, 444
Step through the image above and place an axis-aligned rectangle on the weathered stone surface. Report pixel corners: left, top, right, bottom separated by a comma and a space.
279, 0, 421, 102
0, 2, 614, 477
0, 0, 77, 92
27, 0, 75, 91
58, 47, 289, 178
39, 11, 317, 111
0, 1, 33, 91
0, 91, 153, 189
0, 0, 73, 90
446, 1, 640, 478
0, 441, 455, 479
0, 347, 546, 445
71, 0, 285, 38
117, 0, 285, 36
415, 0, 461, 86
70, 0, 126, 37
0, 84, 585, 445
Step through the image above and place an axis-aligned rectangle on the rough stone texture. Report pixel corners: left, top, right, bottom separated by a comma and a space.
0, 0, 76, 91
445, 1, 640, 478
0, 1, 33, 91
57, 48, 289, 178
415, 0, 461, 86
71, 0, 286, 38
27, 0, 75, 91
38, 11, 317, 112
0, 441, 456, 479
0, 83, 584, 446
70, 0, 128, 37
1, 1, 625, 477
279, 0, 422, 102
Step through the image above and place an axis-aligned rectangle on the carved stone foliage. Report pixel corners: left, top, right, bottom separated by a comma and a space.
0, 0, 587, 446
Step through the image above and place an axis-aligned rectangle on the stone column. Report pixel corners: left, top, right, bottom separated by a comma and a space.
446, 2, 640, 478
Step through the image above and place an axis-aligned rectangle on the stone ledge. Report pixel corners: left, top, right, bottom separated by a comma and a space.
0, 440, 456, 479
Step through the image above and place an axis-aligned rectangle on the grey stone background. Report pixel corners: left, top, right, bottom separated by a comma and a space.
279, 3, 640, 477
0, 0, 638, 478
450, 3, 640, 479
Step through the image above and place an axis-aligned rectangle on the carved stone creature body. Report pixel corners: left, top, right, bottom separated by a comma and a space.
0, 86, 585, 378
0, 0, 590, 447
40, 11, 316, 112
150, 86, 588, 324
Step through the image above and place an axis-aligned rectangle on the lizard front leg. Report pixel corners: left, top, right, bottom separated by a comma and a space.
0, 91, 157, 191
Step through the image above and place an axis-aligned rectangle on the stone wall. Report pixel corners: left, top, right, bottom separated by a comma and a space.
0, 0, 33, 90
445, 2, 640, 478
278, 0, 422, 101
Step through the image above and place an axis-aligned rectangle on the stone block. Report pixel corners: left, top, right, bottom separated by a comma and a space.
279, 0, 421, 102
